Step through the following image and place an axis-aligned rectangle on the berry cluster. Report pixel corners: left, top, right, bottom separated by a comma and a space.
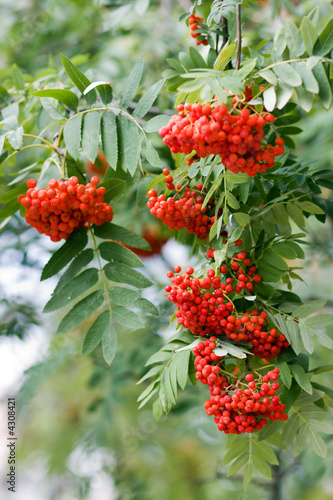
159, 102, 285, 176
194, 339, 288, 434
18, 177, 113, 242
165, 265, 289, 359
189, 13, 208, 46
223, 310, 289, 360
147, 169, 218, 240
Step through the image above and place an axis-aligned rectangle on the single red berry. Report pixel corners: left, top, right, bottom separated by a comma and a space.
27, 179, 37, 188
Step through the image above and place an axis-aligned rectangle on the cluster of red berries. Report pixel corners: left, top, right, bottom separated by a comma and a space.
159, 102, 285, 176
147, 169, 219, 240
193, 338, 288, 433
189, 13, 208, 46
18, 177, 113, 242
223, 310, 289, 360
165, 265, 289, 359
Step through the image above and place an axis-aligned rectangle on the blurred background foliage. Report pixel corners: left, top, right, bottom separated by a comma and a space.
0, 0, 332, 499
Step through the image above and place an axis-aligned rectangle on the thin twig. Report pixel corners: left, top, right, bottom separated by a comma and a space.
236, 4, 242, 70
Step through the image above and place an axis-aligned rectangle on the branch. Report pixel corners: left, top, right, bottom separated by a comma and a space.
236, 4, 242, 70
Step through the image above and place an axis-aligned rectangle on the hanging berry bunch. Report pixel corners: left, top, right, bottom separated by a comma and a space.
165, 264, 289, 359
159, 100, 285, 176
189, 13, 208, 46
18, 176, 113, 242
147, 169, 223, 240
194, 338, 288, 434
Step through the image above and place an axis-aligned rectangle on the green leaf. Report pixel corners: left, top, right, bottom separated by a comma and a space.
214, 43, 237, 71
164, 367, 176, 404
286, 318, 302, 355
262, 248, 289, 271
152, 398, 163, 421
293, 300, 326, 318
11, 64, 24, 90
294, 423, 308, 456
301, 18, 318, 55
144, 138, 162, 169
227, 451, 249, 476
286, 202, 305, 227
290, 364, 313, 394
202, 176, 222, 208
136, 298, 159, 316
53, 249, 94, 293
273, 63, 302, 87
299, 323, 314, 354
281, 380, 301, 412
252, 455, 272, 479
57, 290, 104, 335
43, 268, 99, 313
82, 111, 101, 163
104, 263, 153, 288
278, 361, 292, 389
138, 381, 159, 402
101, 111, 118, 170
272, 204, 289, 226
82, 309, 110, 356
274, 242, 297, 260
143, 115, 170, 133
113, 305, 145, 329
243, 462, 252, 491
102, 178, 125, 203
315, 331, 333, 349
41, 228, 88, 280
146, 350, 171, 366
226, 192, 240, 210
252, 441, 279, 465
120, 56, 144, 109
61, 54, 96, 105
280, 413, 301, 449
102, 320, 117, 365
276, 81, 294, 109
133, 79, 165, 118
7, 126, 23, 149
159, 382, 172, 413
83, 81, 113, 105
137, 365, 163, 385
99, 241, 143, 268
31, 89, 79, 112
109, 286, 140, 306
93, 223, 150, 250
233, 212, 250, 227
312, 365, 333, 375
310, 420, 333, 434
297, 200, 325, 215
0, 199, 20, 220
189, 46, 207, 68
313, 19, 333, 56
305, 314, 333, 329
293, 62, 319, 94
295, 404, 326, 419
64, 114, 82, 160
263, 86, 277, 112
295, 85, 314, 112
226, 173, 250, 184
0, 184, 26, 203
312, 63, 332, 109
222, 438, 249, 465
117, 115, 141, 175
175, 349, 191, 390
310, 429, 327, 458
